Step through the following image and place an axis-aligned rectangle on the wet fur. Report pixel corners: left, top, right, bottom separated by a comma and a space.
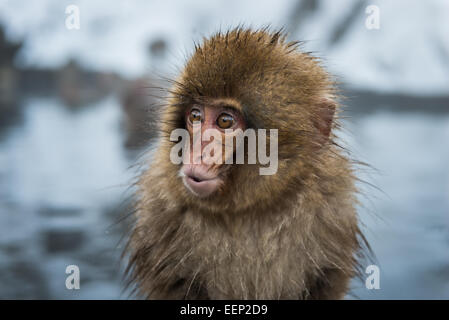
125, 27, 367, 299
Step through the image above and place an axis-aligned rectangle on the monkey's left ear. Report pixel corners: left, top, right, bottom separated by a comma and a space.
314, 98, 336, 140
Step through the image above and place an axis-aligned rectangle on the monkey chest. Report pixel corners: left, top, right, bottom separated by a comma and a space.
183, 220, 309, 299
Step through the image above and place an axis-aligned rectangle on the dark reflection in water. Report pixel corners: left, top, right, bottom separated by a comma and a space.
0, 94, 448, 299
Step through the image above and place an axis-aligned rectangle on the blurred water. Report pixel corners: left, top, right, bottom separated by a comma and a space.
0, 96, 448, 299
0, 96, 133, 299
347, 112, 449, 299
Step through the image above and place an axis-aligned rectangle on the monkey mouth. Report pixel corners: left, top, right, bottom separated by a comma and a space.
190, 176, 203, 183
180, 165, 222, 198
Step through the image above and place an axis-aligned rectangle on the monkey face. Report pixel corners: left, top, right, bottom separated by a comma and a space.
180, 102, 246, 198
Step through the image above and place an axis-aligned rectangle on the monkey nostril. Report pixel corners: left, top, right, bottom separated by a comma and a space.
192, 176, 202, 183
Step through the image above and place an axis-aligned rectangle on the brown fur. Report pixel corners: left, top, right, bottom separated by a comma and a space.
125, 27, 366, 299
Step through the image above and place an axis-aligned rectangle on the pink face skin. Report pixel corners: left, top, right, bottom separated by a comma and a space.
181, 105, 245, 198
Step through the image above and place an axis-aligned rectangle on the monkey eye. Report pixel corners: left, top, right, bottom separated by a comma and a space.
216, 113, 234, 129
188, 108, 202, 124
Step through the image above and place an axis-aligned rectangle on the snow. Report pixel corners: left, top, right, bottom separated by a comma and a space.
0, 0, 448, 94
0, 0, 290, 77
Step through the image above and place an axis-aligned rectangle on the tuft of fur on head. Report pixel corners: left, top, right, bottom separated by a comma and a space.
125, 27, 371, 300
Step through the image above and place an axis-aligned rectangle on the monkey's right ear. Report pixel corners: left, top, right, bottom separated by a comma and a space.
314, 98, 336, 140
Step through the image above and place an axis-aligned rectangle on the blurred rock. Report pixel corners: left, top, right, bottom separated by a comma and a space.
57, 59, 123, 107
38, 206, 83, 217
149, 38, 168, 58
342, 87, 449, 115
0, 260, 50, 299
0, 25, 22, 133
42, 229, 85, 254
0, 26, 20, 105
